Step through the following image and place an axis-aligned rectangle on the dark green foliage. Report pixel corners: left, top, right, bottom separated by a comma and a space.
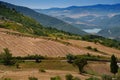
75, 54, 100, 61
0, 4, 44, 35
82, 35, 120, 49
65, 74, 73, 80
28, 77, 38, 80
101, 74, 112, 80
86, 46, 92, 50
66, 54, 75, 63
86, 77, 100, 80
13, 55, 44, 60
73, 77, 81, 80
65, 74, 81, 80
110, 55, 118, 75
93, 48, 98, 52
73, 57, 87, 74
39, 69, 46, 73
51, 76, 61, 80
4, 78, 12, 80
86, 46, 98, 52
0, 48, 15, 65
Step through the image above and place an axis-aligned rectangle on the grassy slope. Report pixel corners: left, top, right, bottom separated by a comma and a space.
0, 28, 120, 57
0, 4, 83, 40
0, 1, 87, 35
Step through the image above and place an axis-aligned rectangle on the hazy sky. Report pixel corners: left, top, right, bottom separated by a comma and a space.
1, 0, 120, 9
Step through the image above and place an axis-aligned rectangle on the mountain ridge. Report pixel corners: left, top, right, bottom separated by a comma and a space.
0, 1, 86, 35
37, 3, 120, 11
35, 3, 120, 39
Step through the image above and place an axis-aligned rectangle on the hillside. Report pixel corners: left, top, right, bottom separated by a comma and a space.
0, 28, 120, 57
0, 4, 84, 40
98, 27, 120, 40
36, 4, 120, 40
0, 1, 86, 35
97, 14, 120, 39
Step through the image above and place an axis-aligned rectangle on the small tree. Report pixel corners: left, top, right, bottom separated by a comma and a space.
73, 57, 87, 74
110, 55, 118, 75
0, 48, 14, 65
65, 74, 73, 80
66, 54, 75, 63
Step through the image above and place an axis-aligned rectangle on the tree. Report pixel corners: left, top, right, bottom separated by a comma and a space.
0, 48, 14, 65
110, 55, 118, 75
73, 58, 87, 74
66, 54, 75, 63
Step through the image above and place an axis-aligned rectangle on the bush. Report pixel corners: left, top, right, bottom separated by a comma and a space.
93, 48, 98, 52
101, 74, 112, 80
4, 78, 12, 80
86, 46, 92, 50
66, 54, 75, 63
50, 76, 61, 80
28, 77, 38, 80
0, 48, 16, 65
65, 74, 73, 80
73, 77, 81, 80
39, 69, 46, 73
86, 77, 100, 80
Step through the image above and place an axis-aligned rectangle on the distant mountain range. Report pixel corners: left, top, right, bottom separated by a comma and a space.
35, 4, 120, 40
0, 1, 86, 35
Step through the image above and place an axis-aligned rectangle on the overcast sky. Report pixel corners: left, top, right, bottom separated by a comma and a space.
1, 0, 120, 9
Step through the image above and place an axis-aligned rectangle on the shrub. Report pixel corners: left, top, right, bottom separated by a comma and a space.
73, 77, 81, 80
86, 46, 92, 50
39, 69, 46, 73
4, 78, 12, 80
93, 48, 98, 52
50, 76, 61, 80
28, 77, 38, 80
86, 77, 100, 80
65, 74, 73, 80
66, 54, 75, 63
101, 74, 112, 80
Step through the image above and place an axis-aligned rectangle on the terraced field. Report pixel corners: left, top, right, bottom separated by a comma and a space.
0, 28, 120, 57
66, 40, 120, 57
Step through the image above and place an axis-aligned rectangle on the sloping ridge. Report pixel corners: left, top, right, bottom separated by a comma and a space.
0, 28, 120, 57
0, 1, 86, 35
0, 28, 85, 57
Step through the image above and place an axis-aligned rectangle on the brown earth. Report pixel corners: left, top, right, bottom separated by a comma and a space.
65, 40, 120, 57
0, 69, 90, 80
0, 28, 120, 57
